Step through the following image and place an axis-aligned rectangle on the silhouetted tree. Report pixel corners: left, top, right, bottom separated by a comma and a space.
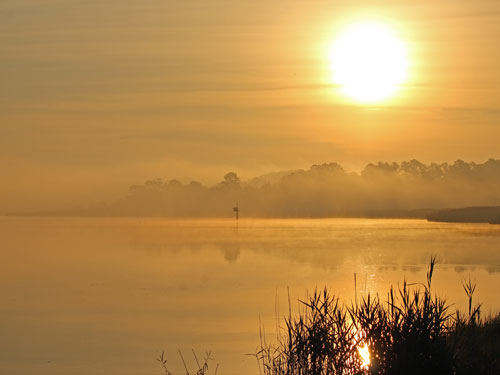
221, 172, 240, 186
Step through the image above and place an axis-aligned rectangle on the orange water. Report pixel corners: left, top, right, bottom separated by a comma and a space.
1, 217, 499, 374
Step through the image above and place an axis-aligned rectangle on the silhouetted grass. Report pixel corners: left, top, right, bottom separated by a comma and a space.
157, 349, 218, 375
257, 257, 500, 375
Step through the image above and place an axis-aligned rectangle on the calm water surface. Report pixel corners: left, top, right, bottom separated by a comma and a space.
1, 217, 499, 374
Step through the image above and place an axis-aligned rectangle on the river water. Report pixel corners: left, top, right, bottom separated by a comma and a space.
1, 217, 499, 374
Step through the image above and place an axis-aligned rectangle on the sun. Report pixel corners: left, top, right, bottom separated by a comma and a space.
329, 21, 408, 103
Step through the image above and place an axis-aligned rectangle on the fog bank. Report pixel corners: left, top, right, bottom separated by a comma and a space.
64, 159, 500, 218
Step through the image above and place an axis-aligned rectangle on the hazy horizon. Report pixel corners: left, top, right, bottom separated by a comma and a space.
2, 1, 500, 212
4, 157, 500, 213
7, 158, 500, 218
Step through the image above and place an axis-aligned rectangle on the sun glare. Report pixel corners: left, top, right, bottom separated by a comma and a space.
329, 21, 408, 103
358, 343, 371, 369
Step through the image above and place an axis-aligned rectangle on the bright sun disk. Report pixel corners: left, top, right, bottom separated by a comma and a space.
329, 21, 408, 103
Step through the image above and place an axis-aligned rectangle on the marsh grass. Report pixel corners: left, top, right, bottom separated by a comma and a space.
157, 349, 218, 375
257, 257, 500, 375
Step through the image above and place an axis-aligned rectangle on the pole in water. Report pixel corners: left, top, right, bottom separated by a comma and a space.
233, 203, 240, 220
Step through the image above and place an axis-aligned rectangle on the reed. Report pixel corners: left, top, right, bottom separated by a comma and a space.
257, 257, 500, 375
157, 350, 218, 375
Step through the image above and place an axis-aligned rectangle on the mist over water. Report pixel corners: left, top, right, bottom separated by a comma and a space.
75, 159, 500, 218
1, 217, 499, 375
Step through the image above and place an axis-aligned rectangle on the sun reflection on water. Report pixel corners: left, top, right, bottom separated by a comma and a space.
358, 343, 371, 369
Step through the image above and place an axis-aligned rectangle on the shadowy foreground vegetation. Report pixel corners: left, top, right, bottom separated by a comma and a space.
257, 258, 500, 375
158, 258, 499, 375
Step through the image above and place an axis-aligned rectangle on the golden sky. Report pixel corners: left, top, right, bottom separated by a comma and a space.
1, 0, 500, 210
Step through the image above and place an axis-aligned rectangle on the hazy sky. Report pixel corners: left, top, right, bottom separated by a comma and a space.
1, 0, 500, 211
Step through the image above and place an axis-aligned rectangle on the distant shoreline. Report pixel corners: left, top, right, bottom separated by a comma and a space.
2, 208, 433, 219
4, 206, 500, 224
2, 207, 497, 224
427, 206, 500, 224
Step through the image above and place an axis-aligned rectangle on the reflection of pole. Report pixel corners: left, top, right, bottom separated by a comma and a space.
233, 203, 239, 220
